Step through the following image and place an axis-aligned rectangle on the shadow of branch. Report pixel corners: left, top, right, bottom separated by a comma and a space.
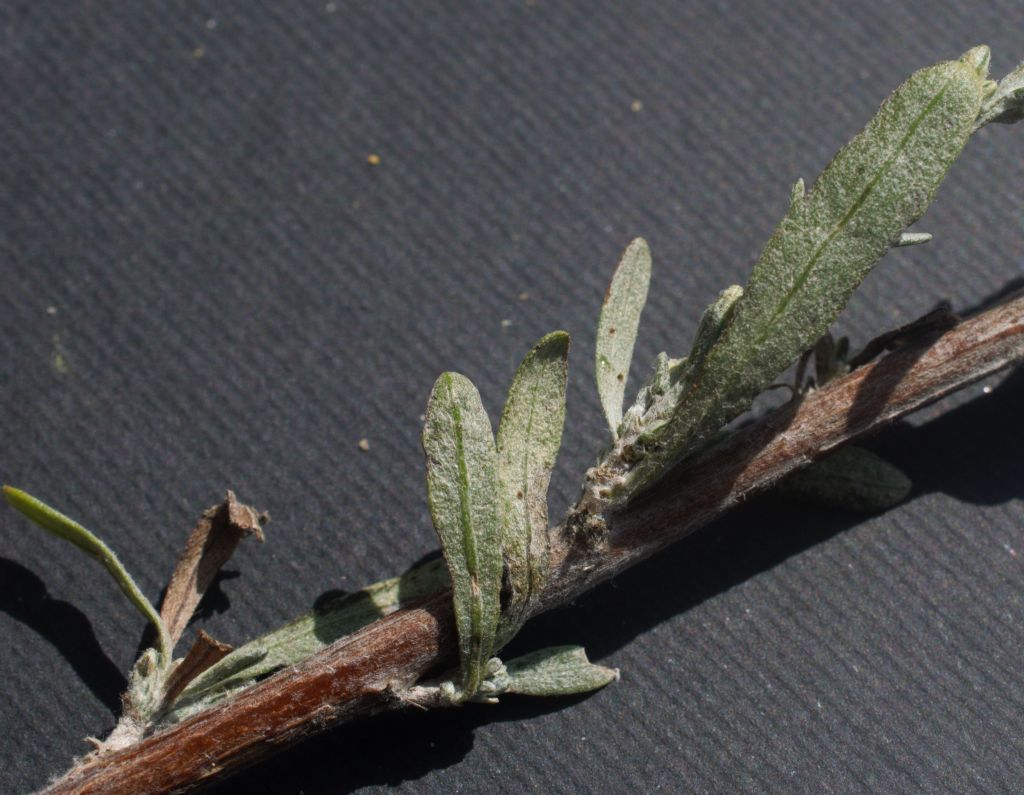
0, 558, 127, 714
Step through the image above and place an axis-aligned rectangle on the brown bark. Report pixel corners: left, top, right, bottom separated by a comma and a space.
45, 293, 1024, 794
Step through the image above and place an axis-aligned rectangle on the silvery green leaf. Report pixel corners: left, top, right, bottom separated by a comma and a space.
976, 57, 1024, 128
495, 331, 570, 644
606, 51, 986, 507
105, 647, 168, 746
162, 558, 448, 723
614, 288, 740, 464
618, 352, 679, 441
960, 44, 991, 78
3, 485, 172, 661
895, 232, 932, 247
422, 372, 503, 694
775, 446, 911, 512
163, 646, 270, 721
506, 645, 619, 696
666, 285, 743, 398
595, 238, 652, 437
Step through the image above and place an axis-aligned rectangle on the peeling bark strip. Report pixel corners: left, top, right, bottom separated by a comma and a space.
160, 491, 266, 648
43, 293, 1024, 795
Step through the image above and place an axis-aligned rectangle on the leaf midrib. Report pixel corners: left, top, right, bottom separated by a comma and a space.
669, 72, 958, 453
449, 378, 483, 686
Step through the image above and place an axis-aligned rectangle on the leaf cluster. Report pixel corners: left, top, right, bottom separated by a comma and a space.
5, 44, 1024, 729
422, 333, 616, 700
580, 46, 1020, 516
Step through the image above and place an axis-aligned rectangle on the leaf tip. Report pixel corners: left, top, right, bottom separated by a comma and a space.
3, 485, 33, 513
960, 45, 991, 79
790, 178, 806, 206
628, 237, 652, 272
536, 329, 571, 355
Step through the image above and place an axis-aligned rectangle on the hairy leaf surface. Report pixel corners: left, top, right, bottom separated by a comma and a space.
422, 372, 502, 694
596, 238, 651, 436
506, 645, 619, 696
610, 52, 986, 506
495, 331, 569, 643
976, 57, 1024, 127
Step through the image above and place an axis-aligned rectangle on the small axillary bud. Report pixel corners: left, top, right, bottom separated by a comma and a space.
960, 45, 991, 80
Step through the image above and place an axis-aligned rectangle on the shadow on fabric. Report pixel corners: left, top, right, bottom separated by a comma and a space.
0, 559, 128, 715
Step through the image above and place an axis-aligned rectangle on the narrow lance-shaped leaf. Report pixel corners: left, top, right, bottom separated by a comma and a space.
422, 372, 503, 695
495, 331, 569, 645
775, 446, 912, 512
607, 49, 987, 507
3, 485, 172, 661
618, 287, 741, 453
505, 645, 619, 697
596, 238, 651, 436
660, 285, 743, 403
162, 558, 450, 723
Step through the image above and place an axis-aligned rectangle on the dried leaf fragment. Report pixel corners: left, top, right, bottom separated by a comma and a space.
162, 630, 233, 706
160, 490, 266, 649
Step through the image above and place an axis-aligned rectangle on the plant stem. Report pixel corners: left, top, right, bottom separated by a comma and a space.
44, 292, 1024, 795
2, 486, 173, 664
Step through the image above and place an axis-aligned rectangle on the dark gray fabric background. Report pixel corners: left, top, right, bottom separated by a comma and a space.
3, 2, 1024, 793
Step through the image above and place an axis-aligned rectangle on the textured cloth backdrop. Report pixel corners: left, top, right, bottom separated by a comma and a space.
2, 2, 1023, 793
